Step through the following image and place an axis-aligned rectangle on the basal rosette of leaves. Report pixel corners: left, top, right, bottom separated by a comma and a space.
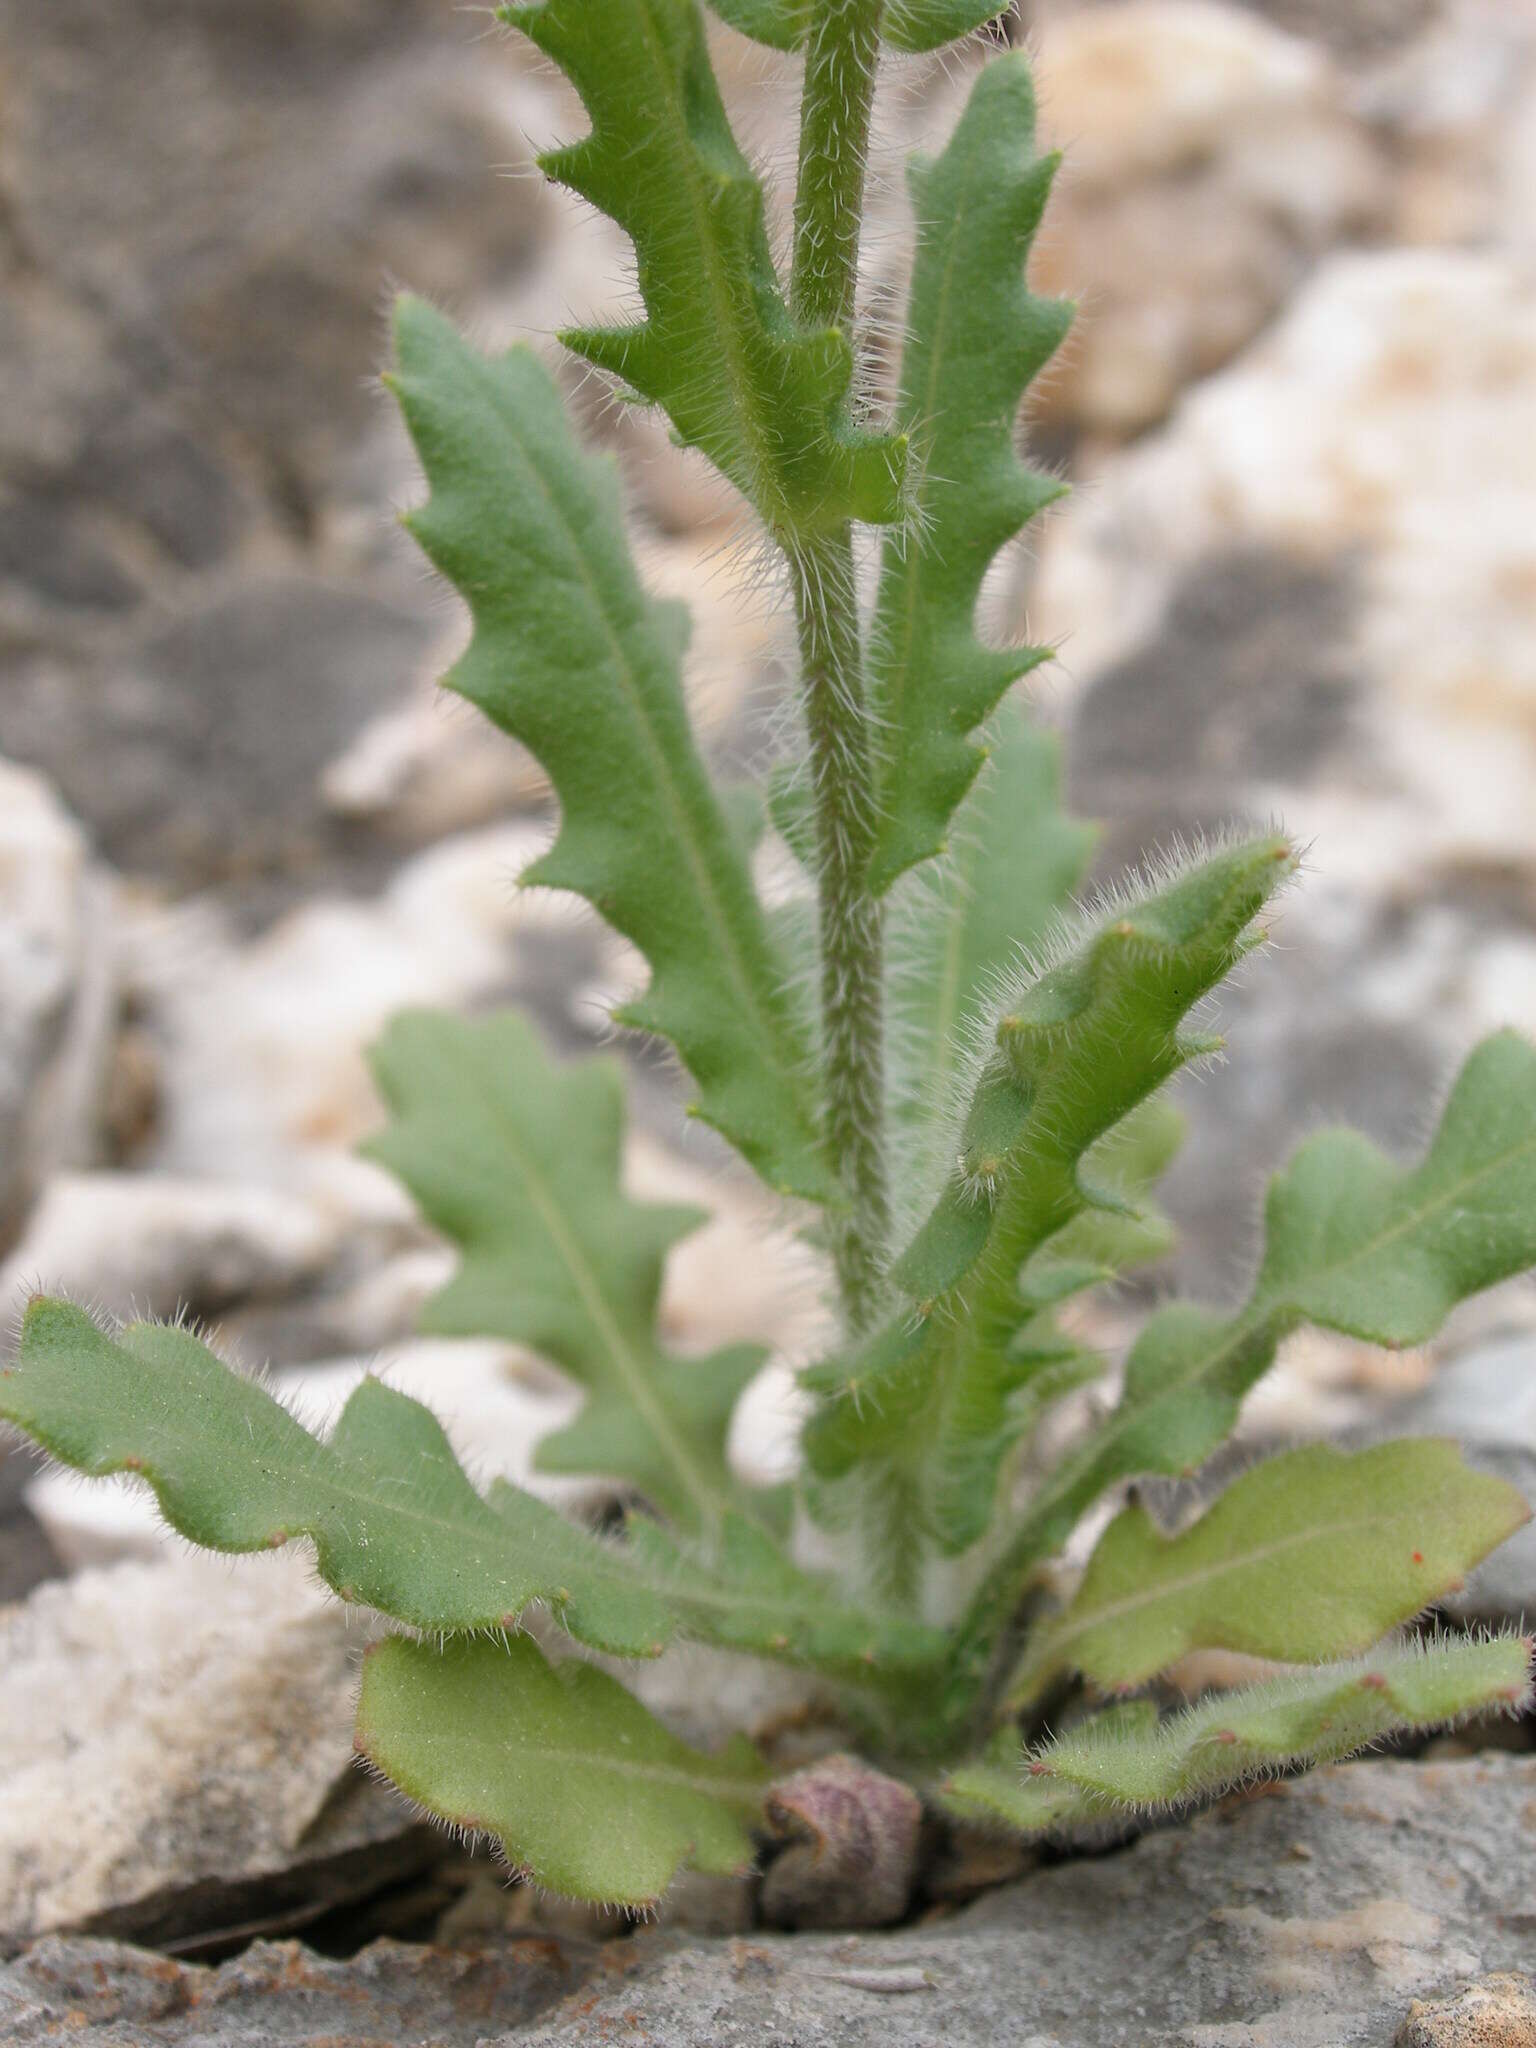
3, 0, 1534, 1912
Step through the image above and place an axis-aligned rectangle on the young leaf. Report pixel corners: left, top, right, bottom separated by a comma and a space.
804, 836, 1294, 1574
0, 1301, 674, 1656
709, 0, 1007, 51
1009, 1440, 1530, 1705
501, 0, 905, 534
357, 1634, 767, 1907
365, 1009, 764, 1539
868, 56, 1073, 895
943, 1635, 1534, 1835
964, 1029, 1536, 1657
388, 300, 830, 1204
888, 705, 1096, 1197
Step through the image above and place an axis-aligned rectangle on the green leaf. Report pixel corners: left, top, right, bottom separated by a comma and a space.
886, 0, 1011, 51
366, 1009, 765, 1538
968, 1029, 1536, 1640
0, 1301, 676, 1656
356, 1634, 768, 1906
501, 0, 905, 533
804, 836, 1294, 1576
708, 0, 1007, 51
868, 56, 1073, 895
388, 300, 830, 1203
1009, 1441, 1530, 1706
943, 1635, 1535, 1833
887, 705, 1096, 1203
1027, 1097, 1185, 1286
705, 0, 806, 46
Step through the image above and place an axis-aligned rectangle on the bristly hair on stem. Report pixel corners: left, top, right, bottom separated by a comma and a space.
788, 0, 892, 1334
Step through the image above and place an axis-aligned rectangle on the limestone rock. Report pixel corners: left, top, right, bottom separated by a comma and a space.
1027, 249, 1536, 1292
1396, 1974, 1536, 2047
0, 1552, 429, 1954
0, 1173, 340, 1336
0, 1934, 582, 2046
1028, 2, 1384, 440
497, 1755, 1536, 2047
0, 763, 118, 1249
1035, 249, 1536, 881
123, 821, 605, 1186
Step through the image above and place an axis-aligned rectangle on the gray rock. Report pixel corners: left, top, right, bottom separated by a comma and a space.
0, 1172, 341, 1337
1395, 1971, 1536, 2045
4, 1754, 1531, 2046
1, 579, 434, 891
501, 1755, 1536, 2047
0, 1933, 584, 2046
0, 763, 118, 1251
0, 1552, 430, 1955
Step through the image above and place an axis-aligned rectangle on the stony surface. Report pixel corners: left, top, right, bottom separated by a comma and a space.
0, 1172, 340, 1336
3, 1756, 1533, 2045
0, 0, 555, 895
1027, 2, 1384, 441
0, 765, 117, 1251
1395, 1972, 1536, 2046
0, 1935, 585, 2047
1030, 246, 1536, 1291
0, 1552, 427, 1954
502, 1756, 1536, 2047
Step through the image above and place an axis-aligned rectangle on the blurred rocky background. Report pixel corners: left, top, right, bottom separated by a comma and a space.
3, 0, 1536, 1984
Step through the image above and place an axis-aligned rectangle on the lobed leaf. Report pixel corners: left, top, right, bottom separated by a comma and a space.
1009, 1441, 1530, 1705
804, 836, 1294, 1576
709, 0, 1008, 51
963, 1029, 1536, 1659
945, 1636, 1535, 1834
501, 0, 904, 534
0, 1301, 673, 1656
887, 704, 1096, 1207
868, 57, 1073, 894
357, 1634, 768, 1906
2, 1296, 941, 1700
388, 301, 830, 1203
366, 1008, 765, 1538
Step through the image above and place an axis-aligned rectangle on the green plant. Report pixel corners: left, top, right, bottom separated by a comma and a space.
5, 0, 1534, 1912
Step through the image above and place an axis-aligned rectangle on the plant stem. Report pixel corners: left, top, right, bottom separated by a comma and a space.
790, 0, 889, 1331
792, 0, 885, 334
791, 534, 887, 1329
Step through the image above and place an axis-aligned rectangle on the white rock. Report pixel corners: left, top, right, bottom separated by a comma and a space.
1364, 0, 1536, 253
0, 762, 118, 1247
1032, 249, 1536, 881
0, 1171, 340, 1334
1026, 2, 1383, 438
125, 821, 614, 1187
0, 1551, 390, 1946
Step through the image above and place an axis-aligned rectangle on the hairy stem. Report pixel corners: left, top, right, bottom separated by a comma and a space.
792, 531, 888, 1330
792, 0, 885, 333
791, 0, 889, 1330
